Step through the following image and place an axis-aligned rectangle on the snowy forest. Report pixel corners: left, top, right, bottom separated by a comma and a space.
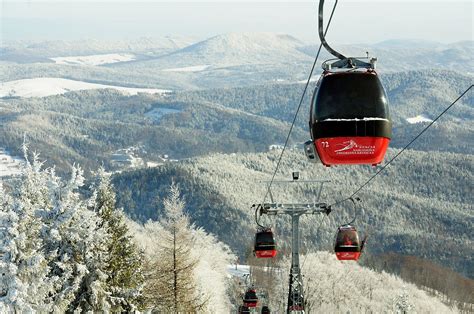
0, 147, 233, 312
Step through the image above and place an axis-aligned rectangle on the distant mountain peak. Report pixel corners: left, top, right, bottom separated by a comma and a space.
168, 32, 310, 66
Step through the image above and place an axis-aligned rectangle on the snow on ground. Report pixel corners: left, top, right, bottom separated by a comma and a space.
406, 115, 433, 124
227, 264, 250, 279
145, 107, 182, 121
162, 65, 210, 72
50, 53, 136, 66
0, 78, 171, 98
0, 149, 23, 178
227, 264, 281, 279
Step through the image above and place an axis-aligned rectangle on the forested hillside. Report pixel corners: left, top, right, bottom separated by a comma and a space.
112, 148, 473, 279
0, 70, 471, 176
174, 69, 473, 153
0, 89, 303, 173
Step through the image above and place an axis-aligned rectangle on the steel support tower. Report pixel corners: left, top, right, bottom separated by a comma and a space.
255, 175, 331, 313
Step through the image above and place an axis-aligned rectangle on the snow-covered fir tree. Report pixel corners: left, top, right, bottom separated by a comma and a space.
92, 168, 144, 312
0, 147, 144, 312
0, 150, 52, 312
40, 165, 109, 312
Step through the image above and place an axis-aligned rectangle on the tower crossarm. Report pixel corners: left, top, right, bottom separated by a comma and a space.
259, 203, 331, 216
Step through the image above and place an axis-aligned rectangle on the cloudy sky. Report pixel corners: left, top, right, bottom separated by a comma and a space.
1, 1, 472, 43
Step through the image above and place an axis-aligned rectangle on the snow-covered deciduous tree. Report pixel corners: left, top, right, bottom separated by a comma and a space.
92, 168, 144, 312
142, 184, 206, 312
134, 183, 235, 313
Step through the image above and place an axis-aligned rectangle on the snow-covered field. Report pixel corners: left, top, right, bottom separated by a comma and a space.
0, 78, 171, 98
406, 115, 433, 124
0, 149, 23, 178
50, 53, 136, 66
162, 65, 210, 72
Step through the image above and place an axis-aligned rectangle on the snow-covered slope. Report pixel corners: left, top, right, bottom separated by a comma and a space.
50, 53, 136, 66
0, 78, 170, 98
294, 252, 456, 313
228, 254, 457, 313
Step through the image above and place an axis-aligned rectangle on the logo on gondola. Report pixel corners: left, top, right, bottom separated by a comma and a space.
335, 140, 358, 152
334, 140, 375, 155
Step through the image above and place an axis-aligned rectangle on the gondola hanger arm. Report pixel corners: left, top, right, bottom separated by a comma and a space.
318, 0, 345, 60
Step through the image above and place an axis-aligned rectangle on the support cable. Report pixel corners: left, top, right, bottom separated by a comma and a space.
257, 0, 339, 225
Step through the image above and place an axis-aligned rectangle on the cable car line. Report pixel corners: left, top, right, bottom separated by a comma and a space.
259, 0, 339, 211
330, 84, 473, 208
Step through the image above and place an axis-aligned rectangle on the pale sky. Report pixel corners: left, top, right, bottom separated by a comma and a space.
1, 1, 472, 43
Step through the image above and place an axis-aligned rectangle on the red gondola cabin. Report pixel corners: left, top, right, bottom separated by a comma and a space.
243, 289, 258, 308
334, 225, 364, 261
308, 70, 391, 166
254, 229, 277, 258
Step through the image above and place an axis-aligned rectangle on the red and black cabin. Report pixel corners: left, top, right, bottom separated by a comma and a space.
254, 229, 277, 258
310, 70, 391, 166
334, 225, 364, 261
243, 289, 258, 308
